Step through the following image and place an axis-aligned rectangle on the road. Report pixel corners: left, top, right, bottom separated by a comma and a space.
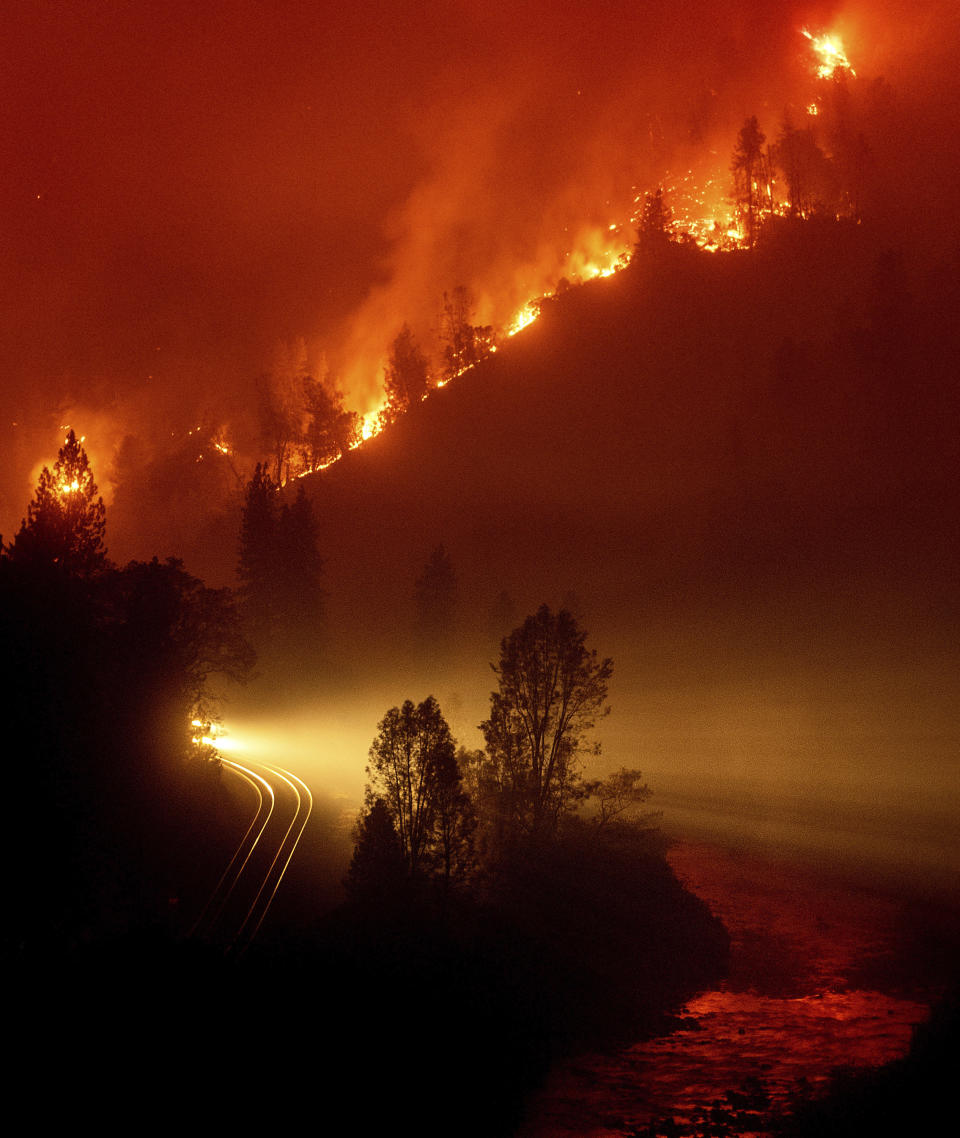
191, 755, 313, 953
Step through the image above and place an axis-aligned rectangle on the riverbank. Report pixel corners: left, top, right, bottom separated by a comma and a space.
518, 838, 956, 1136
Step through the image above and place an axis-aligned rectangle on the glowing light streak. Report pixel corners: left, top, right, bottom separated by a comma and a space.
241, 762, 314, 950
190, 759, 265, 938
195, 757, 276, 940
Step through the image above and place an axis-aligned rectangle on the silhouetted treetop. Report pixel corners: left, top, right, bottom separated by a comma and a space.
8, 430, 107, 576
481, 605, 613, 841
383, 324, 430, 422
636, 187, 674, 256
365, 696, 474, 887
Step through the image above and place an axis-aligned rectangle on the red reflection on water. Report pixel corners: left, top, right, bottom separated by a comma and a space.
520, 841, 930, 1138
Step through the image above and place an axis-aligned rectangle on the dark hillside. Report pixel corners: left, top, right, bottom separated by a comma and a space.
307, 225, 956, 648
246, 223, 960, 889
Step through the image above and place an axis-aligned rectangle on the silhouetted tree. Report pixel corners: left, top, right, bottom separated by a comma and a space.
440, 286, 492, 381
635, 186, 673, 256
276, 483, 324, 659
480, 605, 612, 842
414, 544, 457, 648
731, 116, 767, 245
9, 430, 107, 576
365, 696, 472, 882
773, 115, 832, 219
302, 373, 351, 470
344, 797, 408, 906
258, 339, 308, 484
581, 767, 656, 829
103, 557, 254, 760
430, 747, 476, 893
383, 324, 430, 422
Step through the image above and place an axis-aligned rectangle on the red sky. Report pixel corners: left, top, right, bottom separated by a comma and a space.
2, 0, 957, 534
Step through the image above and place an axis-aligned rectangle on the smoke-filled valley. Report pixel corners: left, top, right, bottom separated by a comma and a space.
3, 4, 959, 1136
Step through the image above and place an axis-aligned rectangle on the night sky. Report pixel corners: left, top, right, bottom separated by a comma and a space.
3, 2, 959, 887
4, 0, 958, 532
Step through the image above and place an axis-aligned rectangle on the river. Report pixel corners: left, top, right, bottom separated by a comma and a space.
518, 839, 939, 1136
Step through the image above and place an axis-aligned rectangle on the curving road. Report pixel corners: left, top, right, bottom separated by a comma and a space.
192, 755, 313, 953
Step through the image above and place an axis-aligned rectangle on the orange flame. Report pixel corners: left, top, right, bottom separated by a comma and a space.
802, 28, 856, 79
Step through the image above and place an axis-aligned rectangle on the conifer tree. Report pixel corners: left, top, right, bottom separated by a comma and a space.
635, 186, 673, 256
414, 544, 457, 648
731, 115, 767, 245
383, 324, 430, 423
276, 482, 324, 659
9, 430, 107, 576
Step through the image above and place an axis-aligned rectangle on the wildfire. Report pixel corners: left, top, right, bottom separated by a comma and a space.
656, 170, 747, 253
802, 28, 855, 79
88, 29, 860, 501
507, 302, 540, 337
359, 407, 386, 443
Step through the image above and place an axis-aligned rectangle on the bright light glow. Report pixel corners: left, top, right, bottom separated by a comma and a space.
190, 718, 245, 752
507, 302, 540, 337
802, 28, 856, 79
360, 407, 384, 441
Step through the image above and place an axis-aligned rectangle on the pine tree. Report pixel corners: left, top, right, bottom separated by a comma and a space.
9, 430, 107, 576
635, 187, 673, 256
414, 544, 457, 648
383, 324, 430, 423
343, 797, 408, 907
731, 116, 767, 245
276, 482, 324, 662
439, 287, 481, 382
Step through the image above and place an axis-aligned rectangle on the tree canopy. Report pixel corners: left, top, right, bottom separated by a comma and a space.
635, 187, 674, 256
480, 605, 613, 841
731, 115, 767, 245
383, 324, 430, 422
364, 696, 474, 886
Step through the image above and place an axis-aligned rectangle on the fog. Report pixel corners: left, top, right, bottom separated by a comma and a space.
4, 1, 959, 900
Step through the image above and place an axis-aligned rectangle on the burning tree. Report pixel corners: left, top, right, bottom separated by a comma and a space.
773, 115, 832, 219
731, 115, 768, 246
383, 323, 430, 422
258, 339, 309, 484
439, 286, 494, 382
8, 430, 107, 576
302, 373, 360, 470
635, 186, 674, 256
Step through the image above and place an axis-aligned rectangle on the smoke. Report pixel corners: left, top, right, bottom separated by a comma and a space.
5, 0, 960, 546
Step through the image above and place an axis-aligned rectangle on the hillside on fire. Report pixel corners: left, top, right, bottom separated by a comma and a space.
231, 223, 958, 892
302, 223, 956, 655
